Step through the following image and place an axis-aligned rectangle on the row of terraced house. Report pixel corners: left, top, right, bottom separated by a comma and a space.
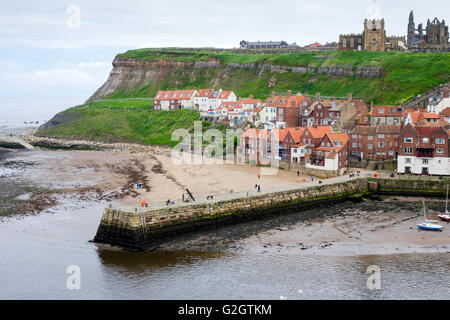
237, 87, 450, 176
153, 87, 450, 176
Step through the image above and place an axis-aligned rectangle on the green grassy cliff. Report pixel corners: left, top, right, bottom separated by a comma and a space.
97, 49, 450, 104
37, 48, 450, 146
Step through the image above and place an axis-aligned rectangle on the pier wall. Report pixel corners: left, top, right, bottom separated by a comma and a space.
94, 177, 450, 251
94, 179, 368, 250
370, 178, 450, 196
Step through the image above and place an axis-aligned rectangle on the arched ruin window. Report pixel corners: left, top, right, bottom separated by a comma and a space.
350, 38, 354, 47
343, 39, 347, 47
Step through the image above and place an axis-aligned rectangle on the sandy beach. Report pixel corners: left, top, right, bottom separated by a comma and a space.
0, 148, 312, 209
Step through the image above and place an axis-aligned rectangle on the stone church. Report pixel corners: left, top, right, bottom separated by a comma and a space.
339, 19, 406, 52
407, 11, 449, 51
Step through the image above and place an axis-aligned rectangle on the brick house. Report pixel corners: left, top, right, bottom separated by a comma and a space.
261, 92, 311, 128
370, 105, 403, 125
306, 132, 350, 175
350, 125, 401, 161
440, 107, 450, 123
298, 126, 334, 147
373, 125, 401, 160
397, 124, 450, 175
404, 109, 442, 125
301, 95, 357, 130
238, 129, 270, 164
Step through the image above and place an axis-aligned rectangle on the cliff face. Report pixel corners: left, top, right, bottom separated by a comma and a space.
88, 55, 381, 102
89, 57, 221, 101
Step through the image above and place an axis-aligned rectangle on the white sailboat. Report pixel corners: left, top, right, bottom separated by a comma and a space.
437, 185, 450, 222
417, 200, 443, 231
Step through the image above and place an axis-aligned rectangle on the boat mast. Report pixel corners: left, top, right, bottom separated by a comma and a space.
446, 185, 448, 214
423, 200, 427, 221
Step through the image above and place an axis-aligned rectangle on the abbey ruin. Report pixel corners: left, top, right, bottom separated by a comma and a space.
407, 11, 449, 52
339, 11, 449, 52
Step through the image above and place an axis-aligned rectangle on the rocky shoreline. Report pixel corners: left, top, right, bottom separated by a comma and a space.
22, 134, 168, 154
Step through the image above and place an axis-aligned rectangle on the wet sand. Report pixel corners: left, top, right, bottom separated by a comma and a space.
150, 198, 450, 255
1, 148, 449, 256
0, 148, 311, 216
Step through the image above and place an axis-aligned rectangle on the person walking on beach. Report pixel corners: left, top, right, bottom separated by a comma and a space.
311, 176, 314, 182
297, 171, 300, 177
258, 174, 261, 179
257, 185, 261, 193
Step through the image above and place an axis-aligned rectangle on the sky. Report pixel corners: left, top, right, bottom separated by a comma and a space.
0, 0, 447, 102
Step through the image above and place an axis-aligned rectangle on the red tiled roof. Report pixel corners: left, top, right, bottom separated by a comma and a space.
154, 90, 195, 101
241, 129, 269, 139
371, 105, 403, 117
326, 132, 349, 152
195, 89, 214, 98
307, 126, 333, 139
440, 107, 450, 117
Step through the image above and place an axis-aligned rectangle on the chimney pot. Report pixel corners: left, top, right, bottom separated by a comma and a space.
271, 91, 275, 98
288, 90, 292, 97
316, 92, 320, 99
348, 93, 353, 101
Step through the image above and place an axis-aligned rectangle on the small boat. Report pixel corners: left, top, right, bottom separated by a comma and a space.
417, 201, 443, 231
417, 221, 443, 231
437, 185, 450, 222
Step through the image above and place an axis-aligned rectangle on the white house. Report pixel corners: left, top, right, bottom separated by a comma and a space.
427, 88, 450, 114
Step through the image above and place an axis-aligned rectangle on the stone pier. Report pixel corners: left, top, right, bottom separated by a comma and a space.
94, 179, 369, 251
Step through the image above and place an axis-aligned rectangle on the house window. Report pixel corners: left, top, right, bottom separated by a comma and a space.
404, 137, 413, 143
368, 136, 373, 140
437, 148, 444, 154
422, 159, 429, 164
422, 137, 429, 143
352, 135, 357, 139
368, 144, 373, 150
405, 158, 411, 164
378, 142, 384, 147
352, 143, 357, 148
436, 138, 445, 144
378, 134, 384, 139
405, 147, 413, 154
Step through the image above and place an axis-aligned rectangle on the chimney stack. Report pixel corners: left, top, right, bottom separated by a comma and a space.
331, 96, 335, 102
250, 94, 253, 99
271, 91, 275, 98
287, 90, 292, 97
348, 93, 353, 102
316, 92, 320, 99
444, 88, 450, 99
370, 101, 374, 110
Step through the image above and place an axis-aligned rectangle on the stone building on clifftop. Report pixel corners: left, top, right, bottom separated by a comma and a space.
407, 11, 449, 52
339, 18, 406, 52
